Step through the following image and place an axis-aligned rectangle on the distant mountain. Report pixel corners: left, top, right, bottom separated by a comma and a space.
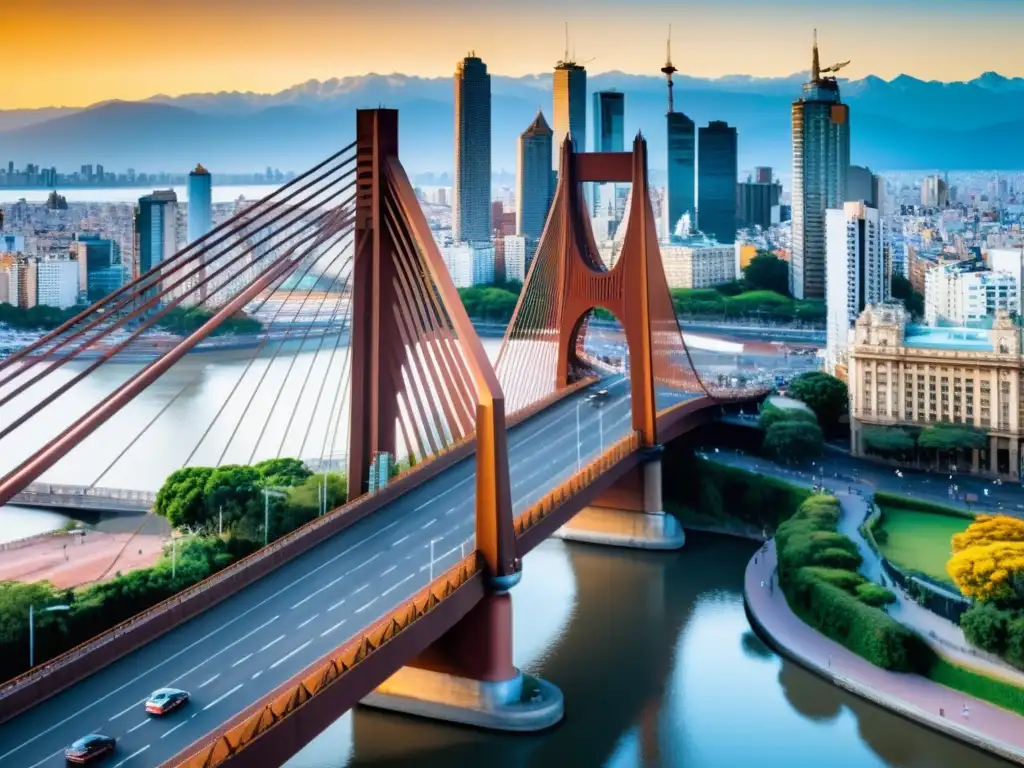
2, 71, 1024, 177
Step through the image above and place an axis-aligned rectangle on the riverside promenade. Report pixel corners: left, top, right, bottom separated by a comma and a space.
745, 541, 1024, 765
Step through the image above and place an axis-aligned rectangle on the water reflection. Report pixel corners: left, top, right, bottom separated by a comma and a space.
285, 533, 1009, 768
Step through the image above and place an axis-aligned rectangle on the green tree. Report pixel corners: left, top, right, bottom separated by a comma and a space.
960, 602, 1012, 654
891, 275, 925, 319
763, 419, 824, 463
743, 253, 790, 295
757, 403, 817, 430
918, 423, 988, 453
788, 371, 848, 431
861, 427, 917, 457
154, 467, 214, 529
204, 465, 263, 534
254, 458, 311, 488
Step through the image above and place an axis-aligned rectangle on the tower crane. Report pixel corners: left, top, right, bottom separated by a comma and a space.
820, 60, 851, 75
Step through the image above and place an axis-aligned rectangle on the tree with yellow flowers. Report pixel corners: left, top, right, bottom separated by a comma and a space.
948, 515, 1024, 603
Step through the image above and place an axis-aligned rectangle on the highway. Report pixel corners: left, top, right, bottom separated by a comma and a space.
0, 376, 695, 768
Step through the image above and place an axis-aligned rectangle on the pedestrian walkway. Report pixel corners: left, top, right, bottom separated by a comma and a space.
712, 452, 1024, 686
745, 541, 1024, 765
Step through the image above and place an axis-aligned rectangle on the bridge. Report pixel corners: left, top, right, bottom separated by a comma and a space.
9, 483, 156, 514
0, 110, 764, 768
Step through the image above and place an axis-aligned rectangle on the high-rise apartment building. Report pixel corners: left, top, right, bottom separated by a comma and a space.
738, 171, 782, 231
592, 90, 625, 215
826, 202, 883, 370
516, 110, 554, 250
453, 54, 492, 244
36, 259, 80, 309
921, 174, 949, 208
72, 234, 121, 301
790, 32, 850, 300
847, 165, 882, 210
697, 121, 738, 244
663, 34, 696, 236
187, 164, 213, 244
503, 235, 528, 282
924, 262, 1019, 327
134, 190, 178, 278
552, 59, 586, 171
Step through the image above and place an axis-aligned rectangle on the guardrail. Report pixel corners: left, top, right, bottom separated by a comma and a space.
173, 555, 483, 768
513, 431, 642, 537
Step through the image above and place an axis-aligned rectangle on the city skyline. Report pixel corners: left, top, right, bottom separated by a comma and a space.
4, 0, 1023, 110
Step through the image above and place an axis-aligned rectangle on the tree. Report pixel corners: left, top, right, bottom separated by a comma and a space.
918, 423, 987, 453
947, 540, 1024, 602
860, 427, 917, 457
788, 372, 848, 431
203, 465, 263, 534
960, 602, 1012, 653
763, 419, 824, 463
952, 515, 1024, 554
254, 458, 311, 488
890, 275, 925, 319
154, 467, 214, 529
757, 403, 817, 430
743, 253, 790, 296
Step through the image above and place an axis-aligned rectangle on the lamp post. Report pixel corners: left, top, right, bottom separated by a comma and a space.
262, 487, 288, 547
29, 604, 70, 668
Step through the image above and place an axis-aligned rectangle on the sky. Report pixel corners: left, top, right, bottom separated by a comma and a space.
3, 0, 1023, 109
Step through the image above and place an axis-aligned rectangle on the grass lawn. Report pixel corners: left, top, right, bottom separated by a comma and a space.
876, 506, 970, 588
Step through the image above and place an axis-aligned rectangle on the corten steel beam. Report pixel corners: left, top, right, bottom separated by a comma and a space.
0, 211, 352, 508
574, 151, 633, 183
347, 110, 403, 500
383, 147, 519, 586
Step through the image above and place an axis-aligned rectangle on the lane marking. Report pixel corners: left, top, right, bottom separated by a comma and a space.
391, 534, 410, 547
126, 720, 148, 734
296, 613, 319, 629
24, 748, 65, 768
420, 518, 436, 530
381, 565, 397, 577
203, 684, 243, 711
109, 699, 146, 722
252, 671, 263, 680
198, 674, 220, 689
289, 553, 382, 609
328, 598, 345, 612
320, 620, 345, 638
161, 721, 189, 739
354, 598, 378, 614
381, 573, 416, 598
231, 653, 253, 668
269, 641, 312, 670
351, 583, 369, 596
259, 635, 285, 653
112, 745, 150, 768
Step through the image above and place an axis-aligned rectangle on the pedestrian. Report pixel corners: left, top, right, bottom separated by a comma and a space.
939, 708, 944, 717
962, 703, 969, 720
828, 654, 832, 668
63, 543, 68, 561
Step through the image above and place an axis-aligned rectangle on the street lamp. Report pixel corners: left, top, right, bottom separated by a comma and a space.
29, 604, 70, 668
429, 537, 444, 580
262, 487, 289, 547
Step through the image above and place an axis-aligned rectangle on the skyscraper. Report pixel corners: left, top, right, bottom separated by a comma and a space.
592, 90, 625, 216
453, 54, 492, 244
846, 165, 881, 210
738, 172, 782, 231
187, 164, 213, 244
516, 110, 554, 251
662, 31, 696, 236
697, 121, 738, 244
790, 31, 850, 300
134, 190, 178, 278
552, 58, 586, 171
826, 201, 882, 370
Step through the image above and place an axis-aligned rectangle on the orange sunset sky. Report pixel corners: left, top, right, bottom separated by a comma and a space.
3, 0, 1022, 109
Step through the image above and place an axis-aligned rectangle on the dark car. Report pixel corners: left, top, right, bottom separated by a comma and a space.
145, 687, 190, 715
65, 734, 115, 764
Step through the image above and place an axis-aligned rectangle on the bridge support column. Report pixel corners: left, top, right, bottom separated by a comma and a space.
360, 593, 563, 731
554, 446, 685, 550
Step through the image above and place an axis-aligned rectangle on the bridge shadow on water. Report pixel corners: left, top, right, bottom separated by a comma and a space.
288, 533, 1011, 768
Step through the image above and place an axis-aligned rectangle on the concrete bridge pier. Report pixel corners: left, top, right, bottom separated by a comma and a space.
360, 593, 563, 731
554, 446, 686, 550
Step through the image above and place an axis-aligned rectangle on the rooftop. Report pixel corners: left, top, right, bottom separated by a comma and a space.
904, 325, 993, 352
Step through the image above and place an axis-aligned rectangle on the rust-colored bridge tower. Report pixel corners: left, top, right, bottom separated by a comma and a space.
347, 109, 520, 587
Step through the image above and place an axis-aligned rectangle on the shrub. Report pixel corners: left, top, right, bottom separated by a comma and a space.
960, 602, 1012, 655
776, 495, 930, 672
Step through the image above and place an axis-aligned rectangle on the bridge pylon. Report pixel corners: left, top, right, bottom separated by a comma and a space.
347, 109, 520, 589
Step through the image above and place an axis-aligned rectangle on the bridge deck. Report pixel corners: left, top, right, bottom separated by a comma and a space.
0, 376, 700, 768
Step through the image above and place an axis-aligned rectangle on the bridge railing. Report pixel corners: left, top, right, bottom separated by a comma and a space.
174, 554, 483, 768
15, 483, 157, 505
513, 430, 642, 537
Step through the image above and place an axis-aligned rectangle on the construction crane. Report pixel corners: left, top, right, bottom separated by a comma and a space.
820, 60, 851, 76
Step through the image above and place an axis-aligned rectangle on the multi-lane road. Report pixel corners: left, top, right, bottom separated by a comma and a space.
0, 376, 691, 768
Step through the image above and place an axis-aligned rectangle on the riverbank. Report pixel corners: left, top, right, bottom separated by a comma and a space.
745, 540, 1024, 765
0, 513, 168, 588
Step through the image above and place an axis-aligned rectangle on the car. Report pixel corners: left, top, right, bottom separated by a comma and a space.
145, 687, 190, 715
64, 734, 115, 764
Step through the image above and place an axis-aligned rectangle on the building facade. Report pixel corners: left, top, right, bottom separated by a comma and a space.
134, 190, 178, 278
453, 54, 492, 244
846, 165, 882, 210
666, 112, 696, 237
503, 235, 527, 282
592, 90, 625, 216
442, 242, 495, 288
661, 239, 736, 289
187, 164, 213, 245
924, 263, 1019, 327
922, 174, 949, 208
697, 121, 738, 245
36, 259, 80, 308
516, 110, 554, 250
552, 61, 587, 172
790, 35, 850, 300
826, 202, 883, 370
849, 305, 1023, 480
737, 174, 781, 231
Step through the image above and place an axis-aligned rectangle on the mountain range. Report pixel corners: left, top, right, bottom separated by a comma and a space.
2, 71, 1024, 179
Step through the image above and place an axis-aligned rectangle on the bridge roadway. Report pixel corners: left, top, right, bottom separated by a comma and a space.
0, 377, 694, 768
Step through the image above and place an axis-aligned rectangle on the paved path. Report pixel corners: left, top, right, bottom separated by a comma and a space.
745, 541, 1024, 765
710, 452, 1024, 686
